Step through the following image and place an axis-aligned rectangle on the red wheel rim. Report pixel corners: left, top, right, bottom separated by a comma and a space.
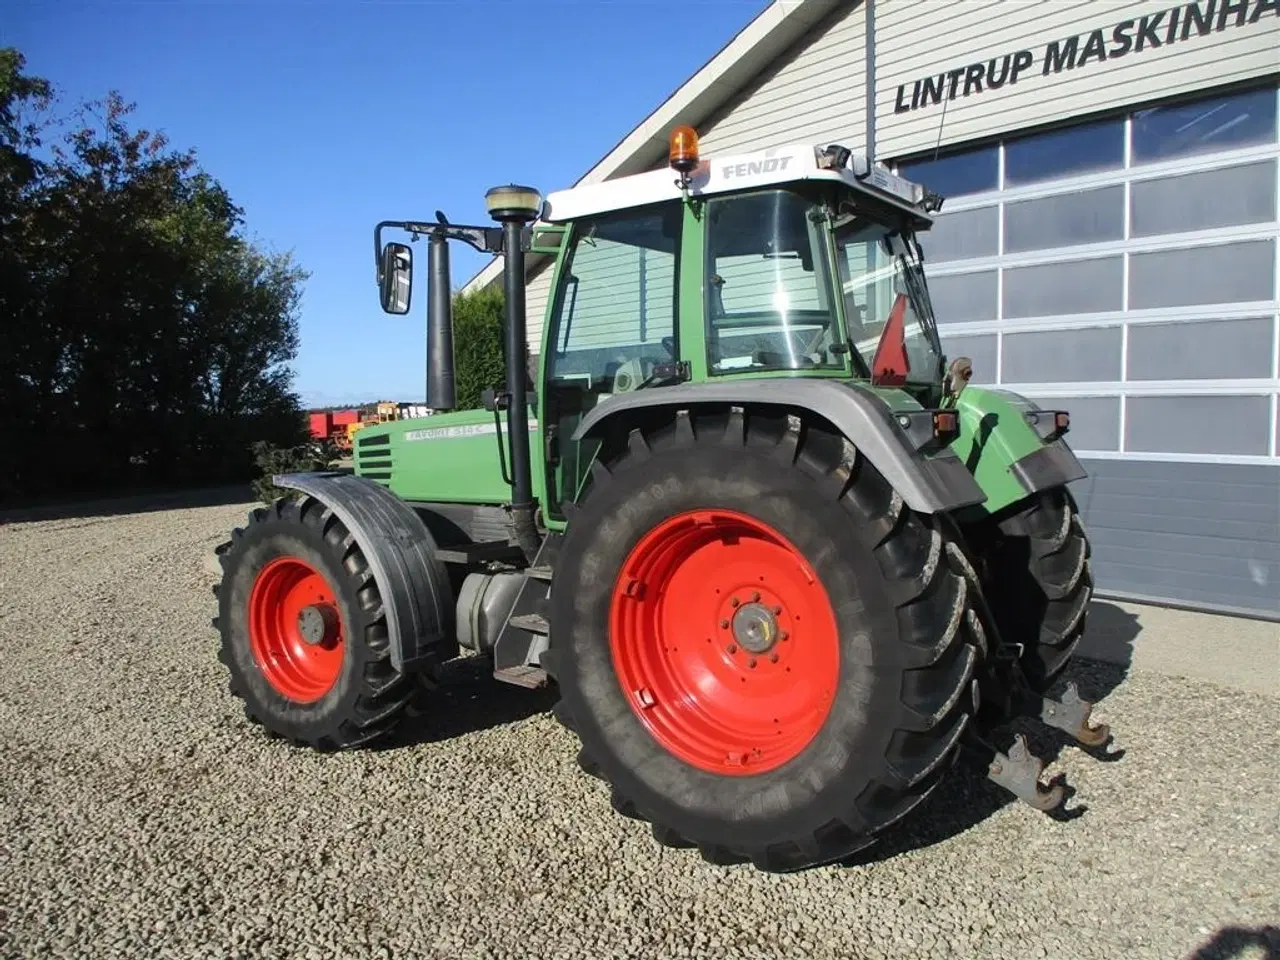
248, 556, 345, 703
609, 509, 840, 775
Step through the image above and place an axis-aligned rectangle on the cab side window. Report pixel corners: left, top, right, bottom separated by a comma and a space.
544, 203, 682, 511
548, 205, 681, 395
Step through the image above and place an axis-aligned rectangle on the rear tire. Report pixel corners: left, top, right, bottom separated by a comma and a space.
545, 409, 984, 871
975, 487, 1093, 692
213, 495, 428, 749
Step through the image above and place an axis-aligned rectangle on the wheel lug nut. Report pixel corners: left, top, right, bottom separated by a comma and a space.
773, 605, 782, 615
720, 619, 729, 629
769, 653, 779, 663
727, 643, 737, 654
747, 657, 757, 668
730, 597, 740, 608
780, 631, 789, 641
751, 591, 761, 602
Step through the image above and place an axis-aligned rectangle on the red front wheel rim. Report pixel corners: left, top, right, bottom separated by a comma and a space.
609, 509, 841, 775
248, 556, 345, 703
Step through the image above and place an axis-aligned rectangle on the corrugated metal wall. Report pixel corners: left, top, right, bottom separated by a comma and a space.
876, 0, 1280, 159
697, 1, 868, 155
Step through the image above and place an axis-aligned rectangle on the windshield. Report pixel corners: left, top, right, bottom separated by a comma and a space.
834, 217, 945, 386
703, 190, 850, 375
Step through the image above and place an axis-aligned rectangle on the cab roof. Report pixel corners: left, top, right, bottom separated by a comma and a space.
540, 142, 941, 228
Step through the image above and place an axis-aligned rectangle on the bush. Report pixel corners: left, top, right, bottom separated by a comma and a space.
451, 286, 507, 410
249, 438, 342, 504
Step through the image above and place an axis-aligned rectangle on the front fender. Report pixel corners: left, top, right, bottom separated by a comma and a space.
272, 471, 455, 672
570, 380, 987, 514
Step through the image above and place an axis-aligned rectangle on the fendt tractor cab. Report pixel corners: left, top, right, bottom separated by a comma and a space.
212, 127, 1112, 872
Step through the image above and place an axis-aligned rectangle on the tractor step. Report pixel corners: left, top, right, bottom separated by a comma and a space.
526, 565, 554, 582
434, 540, 525, 565
493, 664, 548, 689
508, 613, 549, 635
1038, 682, 1111, 748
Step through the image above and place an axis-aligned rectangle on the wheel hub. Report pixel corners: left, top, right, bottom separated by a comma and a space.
732, 602, 780, 654
297, 604, 338, 646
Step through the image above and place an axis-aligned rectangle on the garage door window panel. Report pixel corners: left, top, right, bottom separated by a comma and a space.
1001, 327, 1122, 384
919, 205, 999, 263
1004, 185, 1125, 253
1003, 257, 1124, 318
1128, 241, 1276, 309
1004, 117, 1125, 187
1130, 161, 1278, 237
1125, 396, 1273, 456
928, 270, 998, 324
1131, 85, 1279, 165
1126, 317, 1275, 381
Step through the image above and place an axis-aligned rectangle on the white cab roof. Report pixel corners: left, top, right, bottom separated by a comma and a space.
540, 142, 933, 225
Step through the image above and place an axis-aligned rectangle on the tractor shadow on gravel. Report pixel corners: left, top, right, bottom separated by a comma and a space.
374, 654, 560, 749
843, 600, 1141, 868
1187, 925, 1280, 960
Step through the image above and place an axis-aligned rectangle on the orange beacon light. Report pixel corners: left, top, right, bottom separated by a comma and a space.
668, 125, 700, 174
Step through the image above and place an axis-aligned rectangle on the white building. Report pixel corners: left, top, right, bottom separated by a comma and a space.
464, 0, 1280, 619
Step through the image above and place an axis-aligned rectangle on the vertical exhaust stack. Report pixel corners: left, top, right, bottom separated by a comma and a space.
426, 233, 456, 412
485, 184, 543, 559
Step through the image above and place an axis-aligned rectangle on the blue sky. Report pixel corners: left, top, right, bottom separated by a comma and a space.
6, 0, 767, 407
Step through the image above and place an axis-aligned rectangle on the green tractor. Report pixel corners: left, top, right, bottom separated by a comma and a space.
213, 127, 1109, 871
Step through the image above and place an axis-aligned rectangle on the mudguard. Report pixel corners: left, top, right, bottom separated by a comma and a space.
950, 387, 1089, 517
571, 379, 987, 514
272, 471, 455, 673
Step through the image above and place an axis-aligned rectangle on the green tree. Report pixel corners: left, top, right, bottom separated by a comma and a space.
0, 48, 310, 501
451, 285, 507, 411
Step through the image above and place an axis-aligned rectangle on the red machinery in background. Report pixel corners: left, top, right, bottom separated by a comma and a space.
308, 409, 360, 453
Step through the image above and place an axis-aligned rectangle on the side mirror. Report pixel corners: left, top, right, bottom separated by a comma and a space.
379, 241, 413, 314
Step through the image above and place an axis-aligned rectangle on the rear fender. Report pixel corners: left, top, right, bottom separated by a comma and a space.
272, 471, 455, 672
949, 387, 1088, 518
570, 380, 987, 514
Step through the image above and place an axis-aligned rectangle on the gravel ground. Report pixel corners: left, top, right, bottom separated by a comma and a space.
1, 496, 1277, 960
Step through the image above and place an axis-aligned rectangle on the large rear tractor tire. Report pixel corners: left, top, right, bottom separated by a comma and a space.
974, 487, 1093, 693
212, 495, 428, 749
545, 410, 986, 872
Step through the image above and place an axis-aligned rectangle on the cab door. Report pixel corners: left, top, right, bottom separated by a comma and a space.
537, 202, 686, 526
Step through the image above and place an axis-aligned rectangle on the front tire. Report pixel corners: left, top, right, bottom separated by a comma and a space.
213, 496, 423, 749
546, 410, 984, 871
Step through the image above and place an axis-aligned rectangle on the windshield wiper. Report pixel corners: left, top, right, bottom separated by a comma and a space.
634, 360, 691, 390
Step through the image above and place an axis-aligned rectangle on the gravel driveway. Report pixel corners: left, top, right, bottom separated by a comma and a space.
1, 495, 1277, 960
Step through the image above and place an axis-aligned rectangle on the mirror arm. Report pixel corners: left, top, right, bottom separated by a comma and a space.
376, 219, 536, 282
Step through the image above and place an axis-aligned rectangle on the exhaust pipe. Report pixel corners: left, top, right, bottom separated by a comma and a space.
426, 234, 456, 412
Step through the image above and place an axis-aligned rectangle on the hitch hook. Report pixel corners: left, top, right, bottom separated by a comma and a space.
988, 734, 1065, 812
1040, 682, 1111, 748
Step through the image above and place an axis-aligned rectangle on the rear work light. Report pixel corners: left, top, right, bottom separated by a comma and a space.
893, 408, 961, 449
1025, 410, 1070, 441
932, 409, 959, 441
